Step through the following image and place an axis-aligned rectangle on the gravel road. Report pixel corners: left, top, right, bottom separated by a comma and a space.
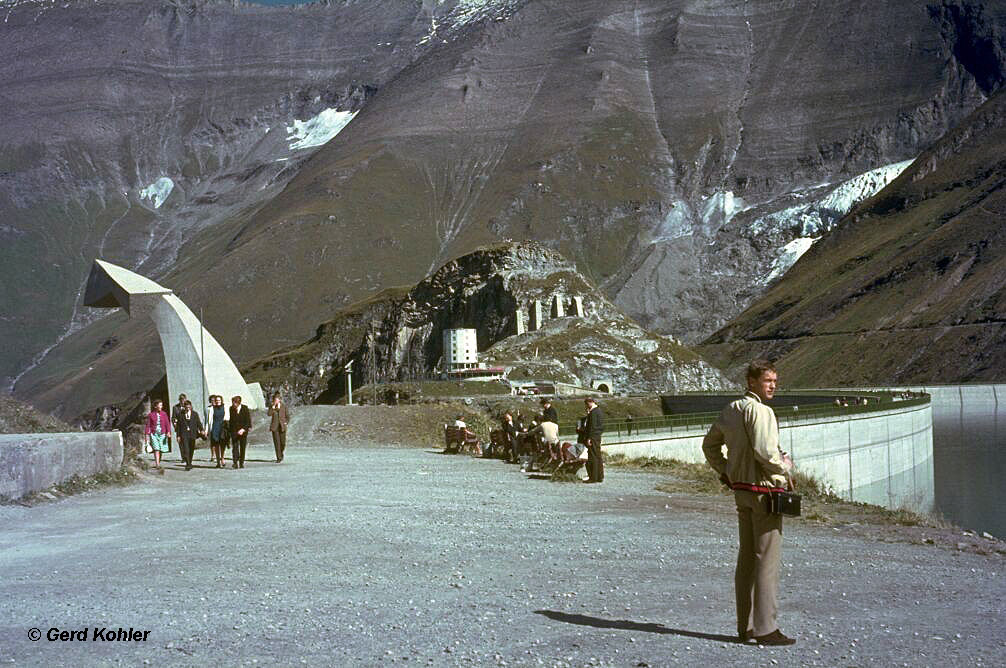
1, 407, 1003, 666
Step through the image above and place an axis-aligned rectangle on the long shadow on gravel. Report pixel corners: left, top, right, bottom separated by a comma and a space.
535, 611, 741, 644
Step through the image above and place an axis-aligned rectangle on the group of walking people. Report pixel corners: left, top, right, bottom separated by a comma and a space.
142, 391, 290, 472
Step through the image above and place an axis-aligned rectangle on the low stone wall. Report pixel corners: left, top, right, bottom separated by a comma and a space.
593, 400, 934, 512
0, 432, 123, 500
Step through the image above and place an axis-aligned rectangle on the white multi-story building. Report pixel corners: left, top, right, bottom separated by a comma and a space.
443, 328, 479, 371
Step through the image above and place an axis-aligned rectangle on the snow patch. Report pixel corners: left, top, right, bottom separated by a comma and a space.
763, 237, 819, 284
635, 339, 659, 354
420, 0, 518, 45
286, 108, 357, 151
140, 177, 174, 209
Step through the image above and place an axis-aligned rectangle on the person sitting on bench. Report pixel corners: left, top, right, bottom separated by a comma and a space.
446, 416, 481, 456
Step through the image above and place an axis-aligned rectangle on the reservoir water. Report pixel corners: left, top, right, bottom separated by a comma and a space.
928, 386, 1005, 538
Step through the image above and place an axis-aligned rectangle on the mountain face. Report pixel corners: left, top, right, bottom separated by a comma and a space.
6, 0, 1006, 416
241, 242, 731, 404
1, 0, 485, 391
698, 90, 1006, 385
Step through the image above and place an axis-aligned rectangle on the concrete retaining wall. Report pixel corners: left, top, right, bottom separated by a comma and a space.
595, 401, 934, 512
895, 384, 1005, 410
0, 432, 123, 500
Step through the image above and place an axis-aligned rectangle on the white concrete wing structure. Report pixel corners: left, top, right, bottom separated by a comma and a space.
84, 260, 263, 410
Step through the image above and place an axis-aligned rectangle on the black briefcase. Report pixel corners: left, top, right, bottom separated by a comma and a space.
769, 491, 801, 516
767, 471, 801, 516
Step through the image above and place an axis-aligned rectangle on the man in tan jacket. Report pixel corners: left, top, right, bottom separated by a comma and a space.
702, 360, 796, 646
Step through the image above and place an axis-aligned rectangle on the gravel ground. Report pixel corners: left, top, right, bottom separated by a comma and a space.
1, 407, 1003, 667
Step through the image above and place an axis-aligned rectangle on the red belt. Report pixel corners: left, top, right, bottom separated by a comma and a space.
731, 481, 785, 494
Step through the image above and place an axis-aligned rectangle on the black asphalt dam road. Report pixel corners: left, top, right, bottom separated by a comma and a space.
1, 408, 1003, 666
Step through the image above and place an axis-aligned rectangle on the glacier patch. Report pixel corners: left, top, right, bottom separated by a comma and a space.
701, 191, 745, 230
749, 158, 914, 238
763, 237, 819, 284
139, 177, 174, 209
652, 201, 694, 242
651, 191, 747, 243
286, 109, 357, 151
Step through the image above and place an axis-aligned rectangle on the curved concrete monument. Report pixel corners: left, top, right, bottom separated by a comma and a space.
83, 259, 263, 410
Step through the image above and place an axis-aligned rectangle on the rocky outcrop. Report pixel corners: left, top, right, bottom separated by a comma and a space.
242, 242, 731, 403
699, 90, 1006, 385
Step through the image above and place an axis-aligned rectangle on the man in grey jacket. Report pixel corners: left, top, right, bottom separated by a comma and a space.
702, 360, 796, 646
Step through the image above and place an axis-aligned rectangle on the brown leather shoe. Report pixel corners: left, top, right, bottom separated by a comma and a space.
753, 630, 796, 646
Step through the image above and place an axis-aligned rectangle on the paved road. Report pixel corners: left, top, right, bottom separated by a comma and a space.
1, 408, 1003, 666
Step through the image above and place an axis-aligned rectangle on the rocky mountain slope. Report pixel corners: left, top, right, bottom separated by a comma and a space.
0, 0, 480, 390
7, 0, 1006, 415
699, 90, 1006, 385
242, 242, 730, 403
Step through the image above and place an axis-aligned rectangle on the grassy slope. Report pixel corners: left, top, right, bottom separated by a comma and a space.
699, 92, 1006, 385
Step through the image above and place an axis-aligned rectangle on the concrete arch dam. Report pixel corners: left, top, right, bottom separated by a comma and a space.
592, 397, 934, 513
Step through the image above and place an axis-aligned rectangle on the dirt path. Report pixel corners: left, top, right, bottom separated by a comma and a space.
1, 407, 1003, 666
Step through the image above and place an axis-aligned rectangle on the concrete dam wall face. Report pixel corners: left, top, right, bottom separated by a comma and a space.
601, 400, 934, 512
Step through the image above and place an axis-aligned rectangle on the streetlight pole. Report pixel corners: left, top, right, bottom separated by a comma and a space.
199, 307, 207, 422
344, 360, 354, 405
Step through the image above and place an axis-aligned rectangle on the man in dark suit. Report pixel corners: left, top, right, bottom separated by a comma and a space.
268, 392, 290, 463
229, 395, 252, 469
170, 393, 187, 458
584, 397, 604, 483
176, 400, 204, 471
502, 412, 519, 463
540, 398, 558, 425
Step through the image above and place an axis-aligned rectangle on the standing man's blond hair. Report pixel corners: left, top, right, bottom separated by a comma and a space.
702, 359, 796, 646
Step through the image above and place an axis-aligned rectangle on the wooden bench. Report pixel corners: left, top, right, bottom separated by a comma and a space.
488, 429, 508, 459
443, 425, 481, 456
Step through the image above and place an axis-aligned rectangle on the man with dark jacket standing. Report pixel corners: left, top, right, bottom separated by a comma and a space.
540, 398, 558, 425
175, 400, 204, 471
502, 412, 519, 463
229, 395, 252, 469
583, 397, 604, 483
268, 392, 290, 463
702, 359, 796, 646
